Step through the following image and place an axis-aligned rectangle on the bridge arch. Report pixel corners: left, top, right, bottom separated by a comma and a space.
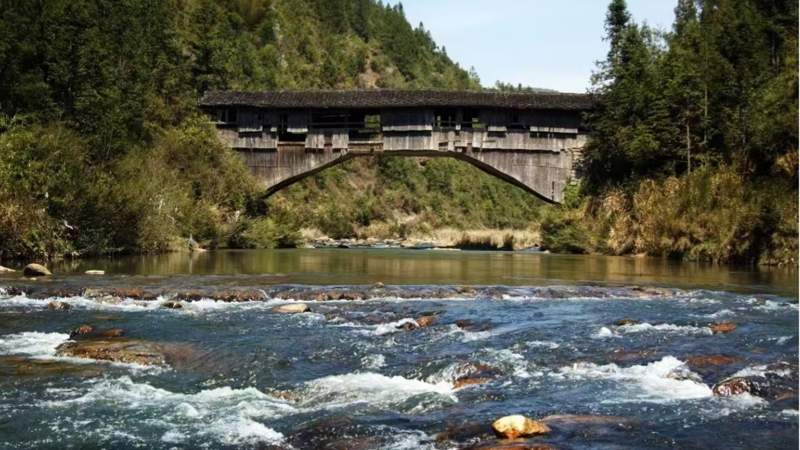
200, 90, 591, 204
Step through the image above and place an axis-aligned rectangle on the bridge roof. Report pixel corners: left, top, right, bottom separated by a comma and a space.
199, 89, 592, 111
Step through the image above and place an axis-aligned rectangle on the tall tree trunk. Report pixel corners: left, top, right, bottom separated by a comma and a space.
686, 121, 692, 174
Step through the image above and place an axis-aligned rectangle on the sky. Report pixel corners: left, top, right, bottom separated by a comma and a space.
385, 0, 676, 92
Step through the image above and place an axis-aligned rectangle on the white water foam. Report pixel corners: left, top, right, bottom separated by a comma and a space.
362, 353, 387, 370
525, 340, 560, 349
557, 356, 712, 402
299, 372, 456, 410
617, 322, 713, 335
0, 294, 164, 312
42, 376, 292, 446
704, 309, 736, 319
592, 326, 619, 339
0, 331, 70, 358
732, 364, 794, 378
0, 331, 167, 374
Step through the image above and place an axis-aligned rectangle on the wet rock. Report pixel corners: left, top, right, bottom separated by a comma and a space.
70, 324, 95, 338
47, 300, 71, 311
491, 415, 550, 439
0, 265, 16, 272
469, 442, 558, 450
608, 348, 656, 364
173, 290, 205, 301
55, 339, 167, 366
98, 328, 125, 338
288, 416, 381, 450
1, 286, 24, 296
457, 285, 477, 295
210, 289, 267, 302
454, 376, 494, 389
84, 270, 105, 275
712, 366, 798, 400
372, 282, 385, 289
272, 303, 310, 314
455, 319, 493, 332
162, 301, 183, 309
23, 263, 51, 277
270, 389, 300, 402
630, 286, 673, 297
436, 421, 489, 443
685, 355, 742, 369
541, 414, 635, 430
416, 314, 437, 328
456, 319, 474, 329
36, 287, 84, 299
616, 318, 637, 326
452, 362, 503, 389
84, 287, 157, 300
69, 326, 125, 340
0, 355, 103, 379
539, 414, 636, 439
712, 377, 754, 396
710, 322, 737, 334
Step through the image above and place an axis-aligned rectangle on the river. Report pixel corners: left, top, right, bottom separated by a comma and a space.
0, 249, 797, 449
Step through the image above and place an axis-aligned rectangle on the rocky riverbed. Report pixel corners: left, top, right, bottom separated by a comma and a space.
0, 280, 797, 449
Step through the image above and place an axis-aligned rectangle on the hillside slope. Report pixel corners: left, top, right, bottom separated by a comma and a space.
0, 0, 548, 259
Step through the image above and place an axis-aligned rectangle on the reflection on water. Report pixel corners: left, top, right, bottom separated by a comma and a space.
16, 249, 797, 296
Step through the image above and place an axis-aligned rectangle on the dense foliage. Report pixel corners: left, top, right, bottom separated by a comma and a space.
0, 0, 541, 260
570, 0, 798, 264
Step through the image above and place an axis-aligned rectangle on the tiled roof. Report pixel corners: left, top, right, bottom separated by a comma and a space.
199, 89, 593, 110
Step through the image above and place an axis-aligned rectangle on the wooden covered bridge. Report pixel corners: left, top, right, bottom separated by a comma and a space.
199, 90, 592, 203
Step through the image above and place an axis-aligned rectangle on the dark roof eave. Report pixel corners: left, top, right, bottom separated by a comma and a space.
198, 89, 593, 111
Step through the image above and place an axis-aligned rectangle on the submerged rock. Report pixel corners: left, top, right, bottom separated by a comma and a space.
272, 303, 310, 314
685, 355, 742, 369
710, 322, 737, 334
0, 355, 103, 379
162, 301, 183, 309
23, 263, 51, 277
491, 415, 550, 439
540, 414, 636, 430
469, 442, 558, 450
56, 339, 167, 366
616, 318, 637, 326
47, 301, 71, 311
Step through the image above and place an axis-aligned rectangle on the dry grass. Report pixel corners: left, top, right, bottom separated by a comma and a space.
409, 227, 541, 250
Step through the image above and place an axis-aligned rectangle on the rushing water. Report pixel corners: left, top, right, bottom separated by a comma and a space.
0, 250, 797, 449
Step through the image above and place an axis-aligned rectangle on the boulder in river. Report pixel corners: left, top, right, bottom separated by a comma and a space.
712, 377, 755, 396
491, 415, 550, 439
616, 318, 637, 326
84, 270, 105, 275
0, 265, 15, 272
272, 303, 310, 314
47, 301, 70, 311
23, 263, 51, 277
70, 324, 95, 338
710, 322, 737, 334
162, 301, 183, 309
